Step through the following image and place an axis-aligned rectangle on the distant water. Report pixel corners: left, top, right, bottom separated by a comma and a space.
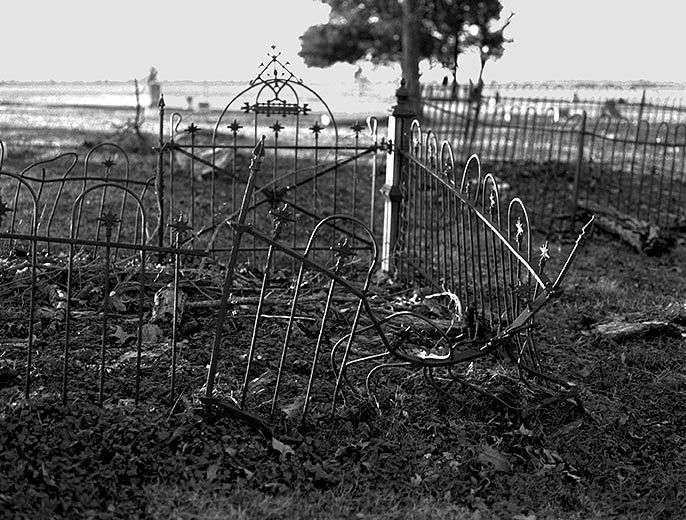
1, 79, 685, 146
0, 80, 397, 117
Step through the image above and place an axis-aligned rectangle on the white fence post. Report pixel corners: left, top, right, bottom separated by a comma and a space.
381, 81, 416, 273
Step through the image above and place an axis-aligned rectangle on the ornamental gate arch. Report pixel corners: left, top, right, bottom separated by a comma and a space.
158, 49, 383, 266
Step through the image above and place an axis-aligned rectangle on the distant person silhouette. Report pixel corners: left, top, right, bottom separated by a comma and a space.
353, 66, 370, 95
147, 67, 161, 108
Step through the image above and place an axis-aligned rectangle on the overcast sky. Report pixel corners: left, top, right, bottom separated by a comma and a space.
2, 0, 682, 82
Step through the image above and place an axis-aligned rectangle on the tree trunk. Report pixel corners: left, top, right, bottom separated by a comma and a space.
401, 0, 420, 115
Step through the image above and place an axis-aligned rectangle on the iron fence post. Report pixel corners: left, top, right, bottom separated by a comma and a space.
637, 89, 646, 123
156, 95, 166, 257
570, 110, 587, 226
381, 80, 415, 272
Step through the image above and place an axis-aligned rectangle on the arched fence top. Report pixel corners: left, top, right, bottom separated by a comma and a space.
83, 142, 130, 181
69, 182, 148, 243
0, 170, 39, 234
210, 52, 339, 146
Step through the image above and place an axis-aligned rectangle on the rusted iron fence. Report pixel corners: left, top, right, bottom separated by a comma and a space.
1, 66, 593, 424
423, 84, 686, 124
421, 87, 686, 232
200, 124, 593, 423
0, 51, 386, 410
156, 53, 384, 263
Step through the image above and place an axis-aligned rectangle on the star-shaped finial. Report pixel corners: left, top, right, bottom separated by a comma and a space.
185, 123, 199, 135
269, 203, 295, 224
227, 119, 243, 134
97, 209, 121, 233
270, 120, 284, 135
539, 241, 550, 261
515, 217, 524, 240
350, 120, 365, 135
330, 236, 355, 260
488, 190, 497, 217
538, 241, 550, 273
0, 197, 13, 226
101, 157, 116, 170
268, 204, 295, 238
310, 122, 322, 135
168, 213, 192, 238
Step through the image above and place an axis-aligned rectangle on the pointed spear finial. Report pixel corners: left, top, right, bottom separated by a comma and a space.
252, 135, 266, 159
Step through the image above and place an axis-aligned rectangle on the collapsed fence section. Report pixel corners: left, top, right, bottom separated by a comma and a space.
421, 93, 686, 232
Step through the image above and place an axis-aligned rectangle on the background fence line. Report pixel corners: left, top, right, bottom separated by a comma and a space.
422, 84, 686, 125
420, 88, 686, 232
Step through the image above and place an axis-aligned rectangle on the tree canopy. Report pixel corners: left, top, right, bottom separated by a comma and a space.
299, 0, 511, 102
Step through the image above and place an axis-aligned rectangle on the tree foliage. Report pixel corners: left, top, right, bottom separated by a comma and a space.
299, 0, 509, 75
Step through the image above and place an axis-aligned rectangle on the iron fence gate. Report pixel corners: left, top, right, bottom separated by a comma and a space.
156, 50, 384, 263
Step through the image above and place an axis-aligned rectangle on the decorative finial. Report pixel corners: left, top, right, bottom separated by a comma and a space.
227, 120, 243, 134
350, 121, 365, 136
310, 121, 323, 135
169, 213, 192, 239
538, 241, 550, 273
331, 236, 355, 260
515, 217, 524, 246
488, 190, 497, 217
97, 209, 121, 236
101, 157, 116, 170
158, 94, 166, 109
270, 120, 284, 136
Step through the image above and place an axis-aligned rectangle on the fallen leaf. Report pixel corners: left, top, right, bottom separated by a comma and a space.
141, 323, 163, 343
477, 445, 512, 473
206, 463, 219, 481
271, 437, 295, 458
109, 292, 127, 313
112, 325, 134, 346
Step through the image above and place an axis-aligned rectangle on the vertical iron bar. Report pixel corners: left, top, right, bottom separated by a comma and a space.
205, 136, 266, 397
156, 96, 166, 256
570, 111, 587, 226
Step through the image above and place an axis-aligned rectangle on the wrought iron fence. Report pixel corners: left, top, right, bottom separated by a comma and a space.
423, 83, 686, 125
0, 50, 386, 410
421, 92, 686, 232
155, 51, 385, 264
200, 136, 593, 423
384, 109, 593, 375
0, 70, 595, 426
